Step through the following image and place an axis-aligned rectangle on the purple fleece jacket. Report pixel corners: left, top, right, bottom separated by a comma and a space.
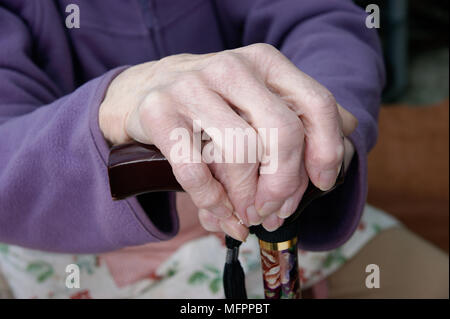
0, 0, 385, 253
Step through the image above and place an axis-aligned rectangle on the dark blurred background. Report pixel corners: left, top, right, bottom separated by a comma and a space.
356, 0, 449, 251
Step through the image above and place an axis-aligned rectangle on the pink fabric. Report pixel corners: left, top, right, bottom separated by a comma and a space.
311, 279, 329, 299
102, 193, 209, 287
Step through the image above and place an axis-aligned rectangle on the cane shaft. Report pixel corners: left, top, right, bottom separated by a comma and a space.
259, 237, 301, 299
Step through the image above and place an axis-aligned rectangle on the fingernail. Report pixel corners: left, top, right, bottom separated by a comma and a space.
318, 167, 339, 191
220, 216, 249, 242
262, 214, 280, 232
278, 195, 297, 218
247, 205, 263, 225
257, 201, 283, 217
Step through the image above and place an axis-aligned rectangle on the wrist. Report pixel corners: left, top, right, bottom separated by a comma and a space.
99, 62, 158, 145
99, 68, 135, 146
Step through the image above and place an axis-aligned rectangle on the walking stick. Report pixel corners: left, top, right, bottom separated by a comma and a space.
107, 142, 345, 299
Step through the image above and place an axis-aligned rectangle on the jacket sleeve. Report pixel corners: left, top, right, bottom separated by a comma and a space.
216, 0, 385, 250
0, 2, 179, 253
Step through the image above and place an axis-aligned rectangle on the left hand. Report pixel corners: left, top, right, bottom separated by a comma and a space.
198, 103, 358, 235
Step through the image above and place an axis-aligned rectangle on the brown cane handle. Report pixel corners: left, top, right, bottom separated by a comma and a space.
108, 142, 183, 200
108, 141, 345, 204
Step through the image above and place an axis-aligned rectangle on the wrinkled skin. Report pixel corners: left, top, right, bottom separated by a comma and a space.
99, 43, 358, 241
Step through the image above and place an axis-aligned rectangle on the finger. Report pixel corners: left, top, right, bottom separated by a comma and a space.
198, 209, 221, 232
246, 204, 263, 226
169, 77, 261, 226
337, 104, 358, 137
203, 52, 306, 219
277, 164, 309, 219
199, 208, 250, 242
219, 213, 249, 242
237, 44, 344, 191
343, 137, 355, 171
253, 124, 305, 219
131, 89, 234, 219
261, 213, 284, 232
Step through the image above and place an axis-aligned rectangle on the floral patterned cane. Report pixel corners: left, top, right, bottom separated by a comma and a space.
259, 238, 301, 299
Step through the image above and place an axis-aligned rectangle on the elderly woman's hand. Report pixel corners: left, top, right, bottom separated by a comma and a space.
99, 43, 357, 241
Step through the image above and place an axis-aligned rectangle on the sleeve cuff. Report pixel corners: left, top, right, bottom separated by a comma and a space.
88, 66, 180, 245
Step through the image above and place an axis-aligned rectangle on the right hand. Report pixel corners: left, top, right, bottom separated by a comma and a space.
99, 44, 355, 241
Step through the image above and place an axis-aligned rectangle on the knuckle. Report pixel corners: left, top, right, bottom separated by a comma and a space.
172, 71, 205, 96
244, 43, 281, 69
143, 90, 172, 109
204, 52, 252, 92
313, 146, 343, 167
215, 51, 242, 68
251, 43, 278, 55
140, 90, 173, 120
308, 89, 337, 111
208, 52, 246, 79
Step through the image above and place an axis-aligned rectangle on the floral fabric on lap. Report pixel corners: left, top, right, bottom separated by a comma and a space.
0, 204, 398, 299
